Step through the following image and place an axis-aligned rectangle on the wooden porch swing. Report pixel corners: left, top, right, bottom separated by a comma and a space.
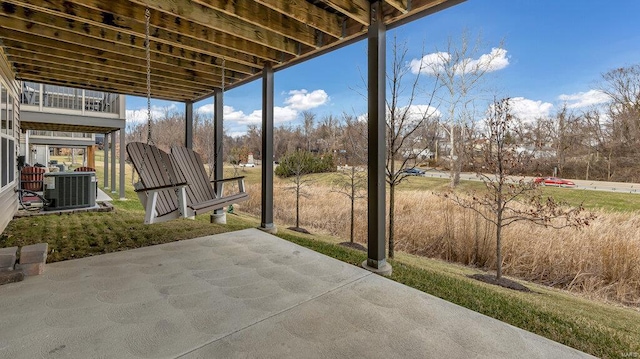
126, 8, 248, 224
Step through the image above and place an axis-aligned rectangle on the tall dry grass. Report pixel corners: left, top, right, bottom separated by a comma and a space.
240, 182, 640, 305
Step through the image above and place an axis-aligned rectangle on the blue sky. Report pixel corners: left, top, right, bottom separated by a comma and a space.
126, 0, 640, 136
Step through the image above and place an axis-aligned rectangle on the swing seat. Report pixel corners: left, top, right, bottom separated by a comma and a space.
127, 142, 188, 224
171, 146, 248, 216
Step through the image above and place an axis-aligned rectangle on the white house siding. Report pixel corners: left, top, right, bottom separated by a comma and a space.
0, 48, 19, 234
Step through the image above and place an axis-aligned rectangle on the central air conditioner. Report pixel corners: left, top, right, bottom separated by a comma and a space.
44, 172, 97, 210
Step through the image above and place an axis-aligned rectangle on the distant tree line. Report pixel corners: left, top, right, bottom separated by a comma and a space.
127, 63, 640, 183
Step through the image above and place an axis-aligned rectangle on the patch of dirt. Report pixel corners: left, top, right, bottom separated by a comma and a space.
338, 242, 367, 251
287, 226, 311, 234
469, 273, 532, 292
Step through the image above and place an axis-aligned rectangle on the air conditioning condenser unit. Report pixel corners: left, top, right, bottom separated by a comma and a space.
44, 172, 97, 210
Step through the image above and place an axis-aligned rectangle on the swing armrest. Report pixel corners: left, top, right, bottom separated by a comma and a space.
134, 182, 188, 193
210, 176, 245, 184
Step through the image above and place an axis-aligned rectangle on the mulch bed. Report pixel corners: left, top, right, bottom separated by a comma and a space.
287, 226, 311, 234
338, 242, 367, 251
469, 273, 531, 292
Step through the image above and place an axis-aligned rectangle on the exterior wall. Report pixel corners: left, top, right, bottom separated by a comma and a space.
0, 49, 19, 234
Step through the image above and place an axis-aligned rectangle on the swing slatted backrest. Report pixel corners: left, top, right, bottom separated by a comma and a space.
170, 146, 248, 216
127, 142, 186, 217
170, 145, 216, 204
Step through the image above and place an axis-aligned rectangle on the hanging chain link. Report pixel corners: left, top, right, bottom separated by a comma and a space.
221, 58, 225, 93
145, 8, 153, 145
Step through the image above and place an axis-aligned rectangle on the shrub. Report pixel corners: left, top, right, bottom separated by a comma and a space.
275, 150, 336, 178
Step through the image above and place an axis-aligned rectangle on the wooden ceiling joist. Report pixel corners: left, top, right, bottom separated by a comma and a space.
0, 36, 242, 83
192, 0, 319, 47
10, 56, 213, 94
130, 0, 300, 55
19, 72, 200, 102
254, 0, 344, 39
323, 0, 370, 26
386, 0, 409, 13
0, 0, 460, 102
6, 49, 232, 90
12, 0, 286, 64
0, 8, 261, 73
21, 122, 121, 133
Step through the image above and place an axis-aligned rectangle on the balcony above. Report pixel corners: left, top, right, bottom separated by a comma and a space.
20, 82, 125, 134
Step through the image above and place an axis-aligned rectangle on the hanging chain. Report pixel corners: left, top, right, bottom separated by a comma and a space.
221, 58, 225, 93
145, 8, 153, 145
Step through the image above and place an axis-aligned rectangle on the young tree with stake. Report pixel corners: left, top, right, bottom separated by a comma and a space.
446, 98, 595, 282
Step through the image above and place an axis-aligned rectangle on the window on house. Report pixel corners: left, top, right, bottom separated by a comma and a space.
1, 84, 6, 134
1, 137, 7, 187
0, 82, 16, 190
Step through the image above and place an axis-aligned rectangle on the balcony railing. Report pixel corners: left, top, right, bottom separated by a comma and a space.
21, 82, 120, 115
29, 130, 93, 139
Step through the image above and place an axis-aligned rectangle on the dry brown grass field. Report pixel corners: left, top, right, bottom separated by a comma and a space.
241, 180, 640, 305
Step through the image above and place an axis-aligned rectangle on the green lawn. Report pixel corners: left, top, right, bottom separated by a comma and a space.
3, 161, 640, 358
298, 171, 640, 213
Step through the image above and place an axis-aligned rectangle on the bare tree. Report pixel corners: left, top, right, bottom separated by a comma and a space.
302, 111, 316, 152
278, 150, 315, 232
414, 31, 505, 187
384, 38, 440, 258
332, 165, 366, 243
446, 98, 595, 282
599, 64, 640, 181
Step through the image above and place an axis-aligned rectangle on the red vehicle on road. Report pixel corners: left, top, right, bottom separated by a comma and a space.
534, 176, 575, 187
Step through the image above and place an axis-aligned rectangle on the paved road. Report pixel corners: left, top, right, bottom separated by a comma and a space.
420, 169, 640, 194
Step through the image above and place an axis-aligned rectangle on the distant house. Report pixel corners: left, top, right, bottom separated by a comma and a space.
402, 148, 434, 160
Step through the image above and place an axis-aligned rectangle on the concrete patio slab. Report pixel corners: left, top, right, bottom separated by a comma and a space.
0, 229, 594, 359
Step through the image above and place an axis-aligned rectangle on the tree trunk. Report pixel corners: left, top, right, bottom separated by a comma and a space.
607, 150, 612, 179
449, 129, 456, 187
495, 211, 503, 280
585, 154, 590, 180
350, 167, 355, 243
389, 183, 395, 258
295, 178, 300, 228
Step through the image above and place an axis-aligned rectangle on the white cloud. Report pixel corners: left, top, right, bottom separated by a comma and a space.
223, 106, 261, 125
509, 97, 553, 122
459, 48, 509, 74
227, 131, 246, 138
212, 105, 298, 126
410, 48, 509, 75
558, 89, 609, 109
284, 89, 329, 111
403, 104, 441, 121
274, 106, 299, 123
409, 52, 450, 75
356, 104, 441, 124
126, 103, 179, 123
194, 88, 327, 129
196, 103, 215, 114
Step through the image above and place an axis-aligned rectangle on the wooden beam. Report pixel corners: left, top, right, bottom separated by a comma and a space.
0, 36, 243, 83
21, 122, 119, 133
254, 0, 343, 39
9, 54, 213, 93
16, 71, 197, 102
0, 17, 257, 80
323, 0, 370, 26
0, 6, 261, 73
10, 0, 285, 64
192, 0, 318, 47
128, 0, 300, 55
386, 0, 409, 13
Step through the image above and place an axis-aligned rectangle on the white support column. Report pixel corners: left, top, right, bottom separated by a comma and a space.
119, 129, 126, 200
104, 133, 109, 189
24, 131, 29, 164
111, 132, 116, 193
